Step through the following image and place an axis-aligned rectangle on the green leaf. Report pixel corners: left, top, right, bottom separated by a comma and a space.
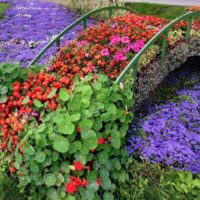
46, 188, 60, 200
111, 130, 121, 149
93, 118, 102, 131
48, 88, 57, 99
35, 152, 46, 163
57, 120, 75, 135
87, 181, 99, 192
66, 195, 76, 200
0, 85, 8, 95
103, 192, 114, 200
22, 96, 30, 105
70, 113, 81, 122
114, 160, 121, 170
33, 99, 43, 108
24, 143, 35, 156
98, 151, 108, 164
0, 95, 7, 103
30, 162, 39, 173
80, 119, 93, 132
43, 173, 56, 187
59, 88, 70, 102
53, 135, 69, 153
56, 173, 64, 186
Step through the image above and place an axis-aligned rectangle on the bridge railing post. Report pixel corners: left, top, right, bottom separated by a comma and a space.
83, 18, 87, 30
56, 38, 60, 52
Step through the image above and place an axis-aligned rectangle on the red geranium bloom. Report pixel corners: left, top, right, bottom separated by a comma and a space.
74, 161, 84, 171
98, 138, 105, 144
65, 182, 77, 193
96, 179, 101, 187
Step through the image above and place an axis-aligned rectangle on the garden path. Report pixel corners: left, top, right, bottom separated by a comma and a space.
0, 0, 94, 67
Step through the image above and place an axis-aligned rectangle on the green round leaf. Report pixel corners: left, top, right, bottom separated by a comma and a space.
59, 88, 70, 102
98, 151, 108, 164
30, 162, 39, 174
46, 188, 60, 200
57, 120, 75, 135
35, 152, 46, 163
43, 173, 56, 187
53, 135, 69, 153
103, 192, 114, 200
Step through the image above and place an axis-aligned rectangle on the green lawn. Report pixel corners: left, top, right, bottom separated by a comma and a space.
125, 2, 186, 19
0, 3, 9, 20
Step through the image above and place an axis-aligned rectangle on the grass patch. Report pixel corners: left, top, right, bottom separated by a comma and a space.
125, 2, 186, 20
0, 3, 9, 20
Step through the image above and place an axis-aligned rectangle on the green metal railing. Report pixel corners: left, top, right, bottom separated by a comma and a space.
27, 5, 136, 68
115, 11, 200, 84
28, 6, 200, 87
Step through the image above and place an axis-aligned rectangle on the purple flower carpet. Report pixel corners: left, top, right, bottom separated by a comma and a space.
127, 66, 200, 174
0, 0, 94, 67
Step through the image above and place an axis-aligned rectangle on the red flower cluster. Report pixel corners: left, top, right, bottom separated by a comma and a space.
65, 176, 101, 193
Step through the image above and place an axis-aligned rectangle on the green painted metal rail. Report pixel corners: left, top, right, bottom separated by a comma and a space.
115, 11, 200, 84
27, 5, 137, 68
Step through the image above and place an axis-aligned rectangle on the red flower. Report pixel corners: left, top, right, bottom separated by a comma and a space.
65, 182, 77, 193
81, 179, 88, 187
98, 138, 105, 144
74, 161, 84, 171
96, 179, 101, 187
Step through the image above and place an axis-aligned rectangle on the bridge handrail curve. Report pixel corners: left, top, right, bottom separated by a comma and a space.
27, 5, 137, 67
115, 11, 200, 84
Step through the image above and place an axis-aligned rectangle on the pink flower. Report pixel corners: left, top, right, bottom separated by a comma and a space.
112, 23, 118, 29
109, 35, 121, 46
87, 65, 96, 72
77, 40, 89, 47
114, 52, 127, 62
101, 48, 110, 57
121, 36, 130, 44
133, 40, 145, 53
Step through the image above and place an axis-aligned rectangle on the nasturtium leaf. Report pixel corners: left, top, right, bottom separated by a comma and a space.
103, 192, 114, 200
47, 88, 57, 99
46, 188, 59, 200
80, 98, 90, 108
98, 151, 108, 164
87, 181, 99, 192
66, 195, 76, 200
24, 143, 35, 155
92, 81, 102, 91
101, 178, 112, 190
0, 85, 8, 95
59, 88, 70, 102
43, 173, 56, 187
30, 162, 39, 173
35, 152, 46, 163
81, 189, 95, 200
52, 152, 59, 161
57, 120, 75, 135
114, 160, 121, 170
53, 135, 69, 153
98, 74, 108, 83
93, 117, 102, 131
56, 172, 64, 186
80, 119, 93, 131
0, 95, 7, 103
101, 112, 111, 122
111, 130, 121, 149
105, 103, 117, 115
33, 99, 42, 108
22, 96, 29, 105
70, 113, 81, 122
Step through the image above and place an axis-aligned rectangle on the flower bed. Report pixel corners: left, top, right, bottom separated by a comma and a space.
127, 65, 200, 174
0, 11, 200, 199
0, 0, 95, 66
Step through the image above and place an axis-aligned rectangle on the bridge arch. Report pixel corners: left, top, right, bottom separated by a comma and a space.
135, 37, 200, 109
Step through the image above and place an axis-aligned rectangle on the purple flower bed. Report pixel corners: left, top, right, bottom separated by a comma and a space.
0, 0, 95, 67
127, 67, 200, 174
